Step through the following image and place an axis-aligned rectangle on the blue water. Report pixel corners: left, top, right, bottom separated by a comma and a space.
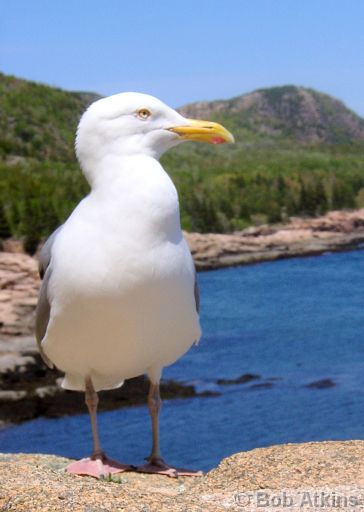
2, 249, 364, 471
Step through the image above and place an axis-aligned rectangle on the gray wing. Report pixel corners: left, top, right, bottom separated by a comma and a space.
38, 225, 62, 278
35, 225, 63, 368
194, 267, 200, 314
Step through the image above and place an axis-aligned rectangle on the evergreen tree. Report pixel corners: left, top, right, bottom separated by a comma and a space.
0, 203, 11, 238
313, 179, 328, 214
22, 199, 42, 255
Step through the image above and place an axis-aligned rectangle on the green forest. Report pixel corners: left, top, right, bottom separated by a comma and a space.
2, 147, 364, 254
1, 72, 364, 253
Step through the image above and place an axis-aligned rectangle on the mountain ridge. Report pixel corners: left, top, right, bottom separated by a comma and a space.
178, 85, 364, 146
1, 72, 364, 165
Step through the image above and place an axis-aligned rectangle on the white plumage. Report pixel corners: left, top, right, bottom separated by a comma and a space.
43, 154, 200, 391
35, 92, 233, 477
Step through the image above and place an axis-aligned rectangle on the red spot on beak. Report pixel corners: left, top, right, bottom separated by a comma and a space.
211, 137, 225, 145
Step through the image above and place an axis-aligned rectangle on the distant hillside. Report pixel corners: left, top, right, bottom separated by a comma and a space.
1, 74, 364, 165
179, 85, 364, 146
0, 72, 100, 162
1, 72, 364, 247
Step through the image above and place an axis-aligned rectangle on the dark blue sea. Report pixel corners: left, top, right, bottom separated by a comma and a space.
1, 248, 364, 472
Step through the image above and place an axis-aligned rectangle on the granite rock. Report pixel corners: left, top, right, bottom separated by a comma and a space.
1, 441, 364, 511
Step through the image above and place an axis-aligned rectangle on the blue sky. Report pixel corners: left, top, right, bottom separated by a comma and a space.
1, 0, 364, 114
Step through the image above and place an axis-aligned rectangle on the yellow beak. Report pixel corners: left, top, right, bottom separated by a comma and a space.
168, 119, 235, 145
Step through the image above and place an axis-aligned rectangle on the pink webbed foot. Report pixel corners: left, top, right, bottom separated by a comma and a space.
137, 456, 203, 478
65, 451, 134, 479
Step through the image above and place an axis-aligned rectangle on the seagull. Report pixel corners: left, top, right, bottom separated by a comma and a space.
35, 92, 234, 478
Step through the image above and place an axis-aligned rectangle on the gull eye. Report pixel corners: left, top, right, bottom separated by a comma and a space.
137, 108, 151, 120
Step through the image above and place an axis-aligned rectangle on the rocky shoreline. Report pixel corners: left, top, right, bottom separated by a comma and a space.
1, 441, 364, 511
0, 334, 332, 425
185, 209, 364, 270
0, 336, 217, 426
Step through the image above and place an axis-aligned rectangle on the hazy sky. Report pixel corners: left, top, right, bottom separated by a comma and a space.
1, 1, 364, 114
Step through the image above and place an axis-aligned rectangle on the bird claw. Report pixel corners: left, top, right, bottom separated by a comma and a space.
137, 456, 203, 478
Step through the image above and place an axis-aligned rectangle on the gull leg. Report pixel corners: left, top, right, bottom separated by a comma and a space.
147, 382, 163, 461
87, 376, 102, 457
137, 380, 203, 478
65, 376, 133, 478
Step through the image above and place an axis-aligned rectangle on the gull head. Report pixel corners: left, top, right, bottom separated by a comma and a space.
76, 92, 234, 179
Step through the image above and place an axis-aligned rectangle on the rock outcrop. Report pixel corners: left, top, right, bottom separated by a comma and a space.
1, 441, 364, 511
186, 209, 364, 270
0, 336, 208, 425
0, 251, 39, 337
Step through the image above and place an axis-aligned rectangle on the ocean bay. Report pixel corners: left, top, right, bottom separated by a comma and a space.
1, 248, 364, 471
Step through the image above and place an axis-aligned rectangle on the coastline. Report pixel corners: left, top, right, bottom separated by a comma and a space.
185, 209, 364, 271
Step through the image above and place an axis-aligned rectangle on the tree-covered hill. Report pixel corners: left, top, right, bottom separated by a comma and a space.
1, 72, 364, 252
2, 73, 364, 161
179, 85, 364, 147
0, 72, 100, 161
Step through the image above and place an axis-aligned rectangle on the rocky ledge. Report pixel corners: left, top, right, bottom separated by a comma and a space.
1, 441, 364, 511
185, 209, 364, 270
